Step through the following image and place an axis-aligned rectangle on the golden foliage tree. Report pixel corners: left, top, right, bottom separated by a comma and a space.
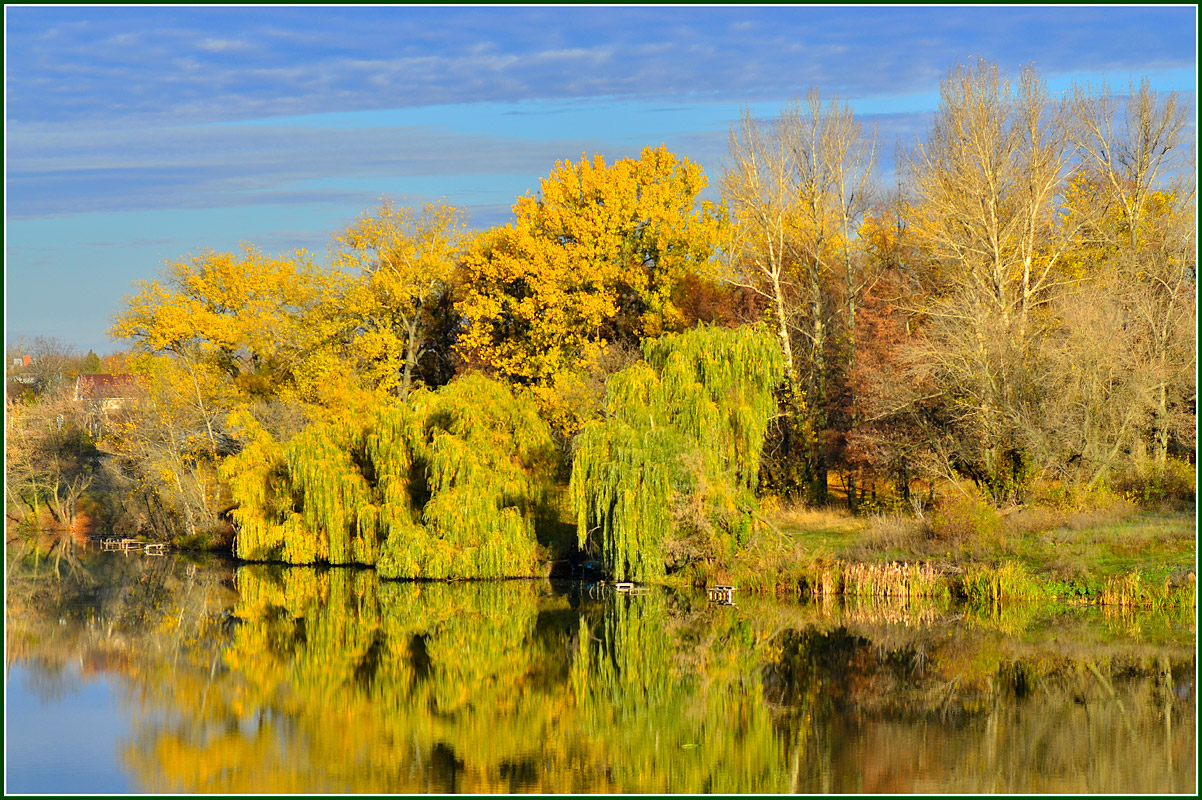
456, 145, 723, 388
111, 245, 335, 398
332, 200, 467, 397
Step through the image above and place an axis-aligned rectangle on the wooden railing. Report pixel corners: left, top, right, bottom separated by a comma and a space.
97, 537, 168, 556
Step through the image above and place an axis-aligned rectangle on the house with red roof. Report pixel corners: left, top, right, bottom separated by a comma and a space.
73, 373, 141, 411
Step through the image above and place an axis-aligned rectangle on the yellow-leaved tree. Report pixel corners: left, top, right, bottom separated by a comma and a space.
108, 245, 341, 541
332, 200, 466, 397
111, 245, 338, 401
457, 145, 724, 390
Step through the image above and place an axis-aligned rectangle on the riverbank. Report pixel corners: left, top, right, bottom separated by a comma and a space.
672, 499, 1197, 610
12, 488, 1194, 613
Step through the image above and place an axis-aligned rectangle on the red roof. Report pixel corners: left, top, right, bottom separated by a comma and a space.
74, 373, 140, 400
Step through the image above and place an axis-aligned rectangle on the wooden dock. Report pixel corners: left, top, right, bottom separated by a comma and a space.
707, 585, 736, 605
587, 581, 650, 599
99, 538, 169, 556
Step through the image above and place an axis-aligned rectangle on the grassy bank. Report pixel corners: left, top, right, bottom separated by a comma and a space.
670, 499, 1197, 611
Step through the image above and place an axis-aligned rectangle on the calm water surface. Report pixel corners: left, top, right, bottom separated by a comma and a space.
5, 551, 1196, 793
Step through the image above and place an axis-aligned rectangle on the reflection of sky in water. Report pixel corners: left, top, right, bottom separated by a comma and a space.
5, 664, 135, 794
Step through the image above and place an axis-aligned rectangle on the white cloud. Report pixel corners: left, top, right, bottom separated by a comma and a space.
105, 32, 140, 47
197, 37, 254, 53
534, 47, 613, 64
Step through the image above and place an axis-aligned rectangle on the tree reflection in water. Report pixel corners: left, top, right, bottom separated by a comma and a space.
5, 554, 1195, 793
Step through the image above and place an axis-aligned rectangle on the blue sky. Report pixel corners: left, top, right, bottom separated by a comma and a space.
4, 5, 1197, 355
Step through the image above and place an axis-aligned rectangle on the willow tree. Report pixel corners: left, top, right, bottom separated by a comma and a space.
224, 374, 557, 577
571, 325, 784, 581
375, 374, 558, 579
222, 398, 402, 565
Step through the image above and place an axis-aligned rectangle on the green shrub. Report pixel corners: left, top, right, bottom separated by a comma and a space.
1112, 458, 1197, 508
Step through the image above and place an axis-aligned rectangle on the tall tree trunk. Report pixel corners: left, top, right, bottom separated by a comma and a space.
771, 273, 796, 387
808, 262, 828, 505
771, 273, 812, 498
401, 318, 420, 399
845, 263, 859, 511
1154, 380, 1169, 470
184, 356, 218, 452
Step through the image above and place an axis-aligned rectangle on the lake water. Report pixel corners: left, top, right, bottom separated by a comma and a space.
5, 550, 1196, 794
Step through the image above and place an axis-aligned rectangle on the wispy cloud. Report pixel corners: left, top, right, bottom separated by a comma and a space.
5, 116, 617, 218
6, 7, 1194, 128
81, 238, 176, 248
4, 5, 1195, 355
197, 37, 255, 53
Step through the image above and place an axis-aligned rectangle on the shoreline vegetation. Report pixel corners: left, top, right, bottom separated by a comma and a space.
697, 501, 1197, 611
7, 61, 1196, 611
12, 501, 1196, 616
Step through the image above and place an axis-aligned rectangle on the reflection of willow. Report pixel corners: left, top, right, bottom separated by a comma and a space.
126, 567, 590, 793
572, 591, 789, 793
124, 570, 792, 793
113, 570, 1195, 793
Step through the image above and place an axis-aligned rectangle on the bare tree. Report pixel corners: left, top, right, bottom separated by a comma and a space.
722, 107, 805, 383
908, 61, 1079, 332
5, 388, 99, 529
1069, 79, 1196, 472
721, 89, 878, 502
902, 61, 1079, 500
6, 336, 81, 399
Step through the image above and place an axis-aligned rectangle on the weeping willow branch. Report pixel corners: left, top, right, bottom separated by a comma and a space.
570, 325, 784, 581
224, 374, 558, 578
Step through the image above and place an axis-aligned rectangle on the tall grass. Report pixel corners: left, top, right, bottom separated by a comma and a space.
957, 561, 1049, 605
715, 552, 953, 601
1100, 570, 1197, 611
